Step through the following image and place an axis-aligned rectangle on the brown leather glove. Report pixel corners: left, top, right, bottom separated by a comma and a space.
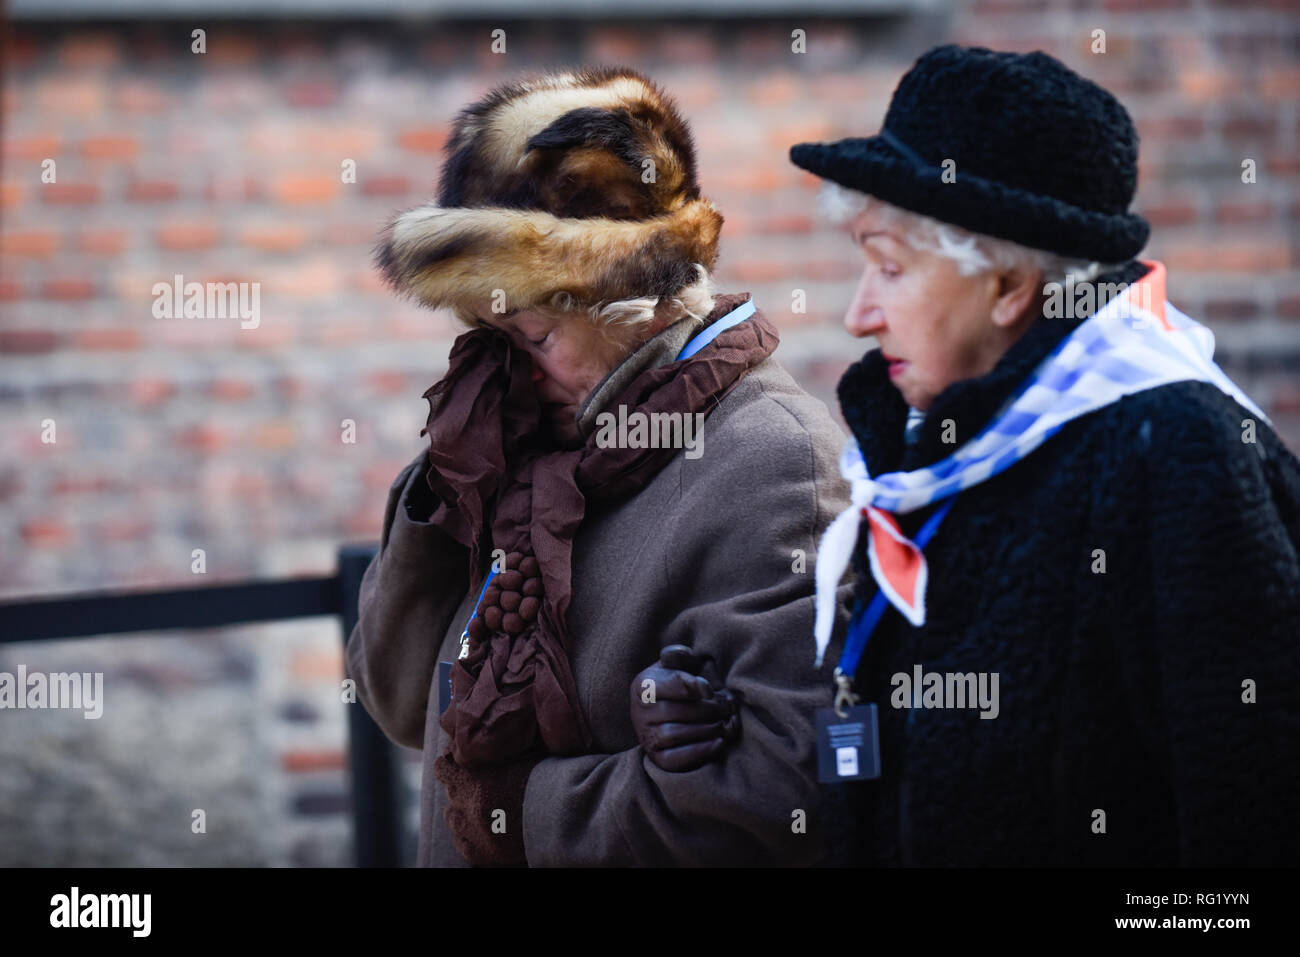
433, 750, 542, 867
630, 644, 741, 772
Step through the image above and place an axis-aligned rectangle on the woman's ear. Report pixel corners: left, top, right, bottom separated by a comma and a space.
990, 265, 1044, 329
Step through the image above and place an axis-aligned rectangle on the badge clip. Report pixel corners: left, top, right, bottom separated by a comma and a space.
833, 668, 860, 719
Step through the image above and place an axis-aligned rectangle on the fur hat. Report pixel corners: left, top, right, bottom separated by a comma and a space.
376, 67, 723, 318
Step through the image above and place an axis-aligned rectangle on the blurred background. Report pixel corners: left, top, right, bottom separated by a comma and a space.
1, 0, 1297, 865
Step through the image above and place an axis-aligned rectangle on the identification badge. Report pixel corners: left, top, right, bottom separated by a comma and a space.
815, 704, 881, 782
438, 660, 453, 716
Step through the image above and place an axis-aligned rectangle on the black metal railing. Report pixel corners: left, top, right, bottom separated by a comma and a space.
0, 543, 406, 867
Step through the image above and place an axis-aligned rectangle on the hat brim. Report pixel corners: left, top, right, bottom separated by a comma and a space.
376, 199, 723, 318
791, 137, 1149, 263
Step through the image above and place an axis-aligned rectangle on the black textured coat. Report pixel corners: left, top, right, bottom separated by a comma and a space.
822, 260, 1300, 866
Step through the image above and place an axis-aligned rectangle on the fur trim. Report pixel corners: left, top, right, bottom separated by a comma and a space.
377, 199, 722, 314
375, 66, 721, 315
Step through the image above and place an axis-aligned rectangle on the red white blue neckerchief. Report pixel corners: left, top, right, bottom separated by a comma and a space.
813, 260, 1268, 666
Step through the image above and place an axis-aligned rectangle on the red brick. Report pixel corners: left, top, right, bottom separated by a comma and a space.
157, 222, 220, 250
75, 328, 141, 349
365, 370, 408, 395
800, 259, 861, 281
82, 134, 140, 161
1178, 67, 1240, 101
1, 231, 57, 258
291, 647, 343, 680
273, 375, 310, 400
251, 421, 298, 450
1277, 294, 1300, 320
3, 134, 61, 160
282, 749, 347, 773
1163, 239, 1288, 272
0, 181, 22, 208
324, 223, 379, 246
78, 229, 128, 255
1136, 114, 1206, 141
354, 266, 388, 294
1214, 200, 1273, 225
116, 80, 170, 113
271, 173, 340, 205
1259, 66, 1300, 100
1222, 115, 1277, 141
396, 126, 448, 153
584, 26, 644, 64
765, 212, 815, 234
0, 330, 59, 352
45, 278, 97, 301
767, 121, 835, 150
21, 520, 73, 547
202, 174, 260, 203
1266, 152, 1300, 176
1272, 382, 1300, 414
1139, 199, 1200, 227
1203, 299, 1260, 321
655, 29, 717, 65
0, 278, 20, 301
269, 32, 327, 62
318, 323, 366, 346
37, 78, 105, 114
729, 259, 794, 283
360, 174, 412, 197
207, 379, 255, 401
285, 79, 337, 108
241, 223, 306, 252
174, 425, 229, 452
2, 30, 43, 68
749, 73, 800, 107
42, 182, 100, 205
714, 166, 784, 191
94, 519, 152, 542
129, 378, 178, 405
58, 32, 120, 68
203, 32, 261, 67
127, 179, 180, 202
50, 475, 114, 495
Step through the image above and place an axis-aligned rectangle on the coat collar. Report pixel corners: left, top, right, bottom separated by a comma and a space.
838, 260, 1153, 476
576, 292, 753, 439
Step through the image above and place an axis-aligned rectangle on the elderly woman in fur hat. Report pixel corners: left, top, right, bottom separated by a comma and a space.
773, 44, 1299, 865
345, 68, 851, 867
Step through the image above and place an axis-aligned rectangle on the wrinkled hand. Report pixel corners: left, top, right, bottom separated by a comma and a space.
630, 644, 741, 772
433, 750, 541, 867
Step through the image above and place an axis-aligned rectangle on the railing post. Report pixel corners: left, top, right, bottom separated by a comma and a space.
338, 543, 407, 868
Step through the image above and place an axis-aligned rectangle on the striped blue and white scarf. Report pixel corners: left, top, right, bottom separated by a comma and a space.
813, 261, 1268, 665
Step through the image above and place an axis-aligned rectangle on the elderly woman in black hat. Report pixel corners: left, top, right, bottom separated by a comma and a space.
345, 68, 850, 866
782, 45, 1299, 865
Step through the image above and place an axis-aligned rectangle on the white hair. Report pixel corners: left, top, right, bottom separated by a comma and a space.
548, 263, 716, 331
817, 180, 1115, 287
456, 264, 716, 337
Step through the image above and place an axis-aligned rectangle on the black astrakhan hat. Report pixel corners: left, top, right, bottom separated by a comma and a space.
790, 44, 1150, 263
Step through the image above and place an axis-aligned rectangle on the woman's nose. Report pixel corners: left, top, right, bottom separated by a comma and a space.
844, 270, 886, 337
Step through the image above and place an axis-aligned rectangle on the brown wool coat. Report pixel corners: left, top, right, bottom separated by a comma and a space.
345, 343, 851, 866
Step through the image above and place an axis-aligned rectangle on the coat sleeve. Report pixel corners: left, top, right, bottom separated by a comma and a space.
344, 451, 471, 751
1129, 393, 1300, 864
520, 396, 850, 865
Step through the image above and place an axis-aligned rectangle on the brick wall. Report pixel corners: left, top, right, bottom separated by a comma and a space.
2, 3, 1296, 865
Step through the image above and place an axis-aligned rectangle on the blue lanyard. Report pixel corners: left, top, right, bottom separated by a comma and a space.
457, 567, 499, 656
835, 495, 958, 680
676, 299, 757, 360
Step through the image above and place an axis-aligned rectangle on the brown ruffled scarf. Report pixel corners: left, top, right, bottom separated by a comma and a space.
421, 303, 779, 768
